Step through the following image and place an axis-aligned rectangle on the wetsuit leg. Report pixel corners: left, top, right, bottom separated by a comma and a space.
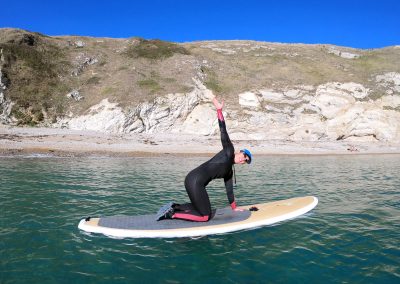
172, 175, 212, 222
174, 203, 196, 212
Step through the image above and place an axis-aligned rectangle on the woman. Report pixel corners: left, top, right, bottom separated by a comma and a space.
157, 97, 252, 222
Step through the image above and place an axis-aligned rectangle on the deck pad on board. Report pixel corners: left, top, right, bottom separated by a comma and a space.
99, 208, 251, 230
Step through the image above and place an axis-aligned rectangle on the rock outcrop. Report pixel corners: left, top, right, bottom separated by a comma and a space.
328, 46, 360, 59
0, 48, 14, 124
124, 79, 214, 134
71, 53, 99, 76
1, 29, 399, 143
66, 90, 84, 101
58, 78, 216, 134
376, 72, 400, 94
60, 98, 126, 132
58, 76, 400, 142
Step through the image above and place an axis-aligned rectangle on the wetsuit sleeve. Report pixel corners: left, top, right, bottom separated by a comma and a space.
224, 175, 236, 208
217, 109, 233, 150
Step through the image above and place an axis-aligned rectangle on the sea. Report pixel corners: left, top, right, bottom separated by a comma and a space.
1, 154, 399, 283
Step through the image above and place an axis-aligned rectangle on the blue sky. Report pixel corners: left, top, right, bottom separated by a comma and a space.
1, 0, 399, 49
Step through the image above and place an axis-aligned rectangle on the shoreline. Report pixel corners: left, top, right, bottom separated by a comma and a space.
2, 149, 400, 158
1, 126, 400, 157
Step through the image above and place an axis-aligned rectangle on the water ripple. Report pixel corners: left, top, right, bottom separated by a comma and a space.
1, 155, 400, 283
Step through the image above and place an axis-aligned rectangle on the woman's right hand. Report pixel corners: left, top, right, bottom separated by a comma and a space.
213, 97, 224, 110
234, 208, 245, 212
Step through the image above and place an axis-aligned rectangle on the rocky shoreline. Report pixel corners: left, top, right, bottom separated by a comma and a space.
1, 126, 400, 157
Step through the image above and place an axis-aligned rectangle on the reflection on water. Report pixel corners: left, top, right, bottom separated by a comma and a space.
1, 155, 399, 283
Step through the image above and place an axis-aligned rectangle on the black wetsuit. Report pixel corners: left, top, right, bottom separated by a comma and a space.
172, 109, 235, 222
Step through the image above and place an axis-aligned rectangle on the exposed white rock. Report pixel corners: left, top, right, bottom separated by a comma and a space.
359, 112, 396, 141
377, 95, 400, 108
324, 102, 400, 141
200, 44, 237, 55
72, 54, 98, 76
259, 89, 304, 105
180, 103, 217, 135
212, 48, 236, 55
259, 82, 399, 142
124, 78, 214, 134
245, 110, 272, 126
265, 104, 293, 114
75, 41, 85, 47
56, 78, 400, 143
238, 92, 260, 108
0, 57, 5, 97
284, 89, 302, 99
291, 114, 326, 141
0, 48, 14, 124
376, 72, 400, 92
63, 99, 126, 132
293, 104, 320, 116
328, 47, 360, 59
348, 109, 397, 141
0, 49, 5, 97
327, 82, 369, 99
259, 89, 284, 102
265, 105, 285, 113
200, 42, 276, 55
313, 93, 353, 119
66, 90, 84, 101
296, 85, 315, 92
311, 82, 370, 119
347, 83, 370, 99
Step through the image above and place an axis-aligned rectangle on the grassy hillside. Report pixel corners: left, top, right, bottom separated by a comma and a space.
1, 28, 399, 125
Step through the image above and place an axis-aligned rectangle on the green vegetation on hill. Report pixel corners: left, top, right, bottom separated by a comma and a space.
1, 29, 399, 126
125, 38, 190, 60
137, 79, 162, 94
0, 30, 69, 124
202, 66, 225, 94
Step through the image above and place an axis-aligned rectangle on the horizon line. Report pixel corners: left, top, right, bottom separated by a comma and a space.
1, 27, 399, 50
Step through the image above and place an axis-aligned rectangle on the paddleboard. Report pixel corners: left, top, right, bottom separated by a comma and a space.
78, 196, 318, 238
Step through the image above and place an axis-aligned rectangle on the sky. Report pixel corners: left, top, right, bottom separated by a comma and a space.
1, 0, 399, 49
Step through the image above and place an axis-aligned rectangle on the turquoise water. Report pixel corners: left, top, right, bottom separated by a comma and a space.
1, 154, 399, 283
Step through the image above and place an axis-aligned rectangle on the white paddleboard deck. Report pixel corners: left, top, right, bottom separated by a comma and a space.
78, 196, 318, 238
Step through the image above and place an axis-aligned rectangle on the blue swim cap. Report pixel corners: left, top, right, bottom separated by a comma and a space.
240, 148, 252, 164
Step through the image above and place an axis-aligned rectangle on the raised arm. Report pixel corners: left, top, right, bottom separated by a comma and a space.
213, 98, 232, 150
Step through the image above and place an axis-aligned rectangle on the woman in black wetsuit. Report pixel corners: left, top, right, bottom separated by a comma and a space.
156, 97, 252, 222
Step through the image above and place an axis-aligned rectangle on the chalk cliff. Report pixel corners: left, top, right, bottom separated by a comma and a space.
1, 28, 399, 142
